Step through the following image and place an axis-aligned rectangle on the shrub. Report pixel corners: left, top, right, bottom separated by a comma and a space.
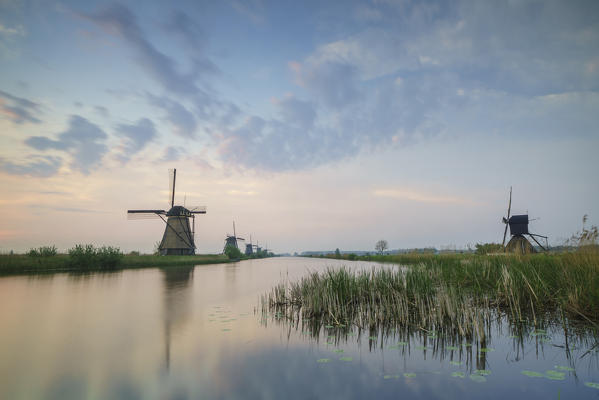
27, 245, 58, 257
224, 244, 242, 260
68, 244, 123, 269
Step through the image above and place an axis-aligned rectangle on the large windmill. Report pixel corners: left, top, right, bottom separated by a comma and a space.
128, 169, 206, 255
501, 187, 548, 253
223, 221, 244, 252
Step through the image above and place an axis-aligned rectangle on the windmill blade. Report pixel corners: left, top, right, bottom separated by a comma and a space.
168, 168, 176, 208
127, 209, 166, 220
507, 186, 512, 220
502, 186, 512, 247
188, 206, 207, 214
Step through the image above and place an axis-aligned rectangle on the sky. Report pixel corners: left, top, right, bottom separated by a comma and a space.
1, 0, 598, 254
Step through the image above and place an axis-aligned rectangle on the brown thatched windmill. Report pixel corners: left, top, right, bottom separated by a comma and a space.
501, 187, 548, 253
128, 169, 206, 255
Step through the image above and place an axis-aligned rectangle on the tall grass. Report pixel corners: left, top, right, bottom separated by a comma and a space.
263, 253, 599, 341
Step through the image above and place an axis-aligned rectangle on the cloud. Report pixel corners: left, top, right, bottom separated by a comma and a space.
115, 118, 157, 162
0, 89, 42, 124
94, 105, 109, 117
0, 155, 62, 177
160, 146, 183, 162
25, 115, 108, 174
373, 188, 475, 205
291, 59, 361, 109
147, 94, 196, 138
81, 3, 222, 120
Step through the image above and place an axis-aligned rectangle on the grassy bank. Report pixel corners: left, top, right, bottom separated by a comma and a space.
264, 252, 599, 339
0, 253, 230, 275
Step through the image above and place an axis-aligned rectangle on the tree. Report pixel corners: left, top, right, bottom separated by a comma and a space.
375, 240, 388, 254
224, 244, 243, 260
335, 248, 341, 258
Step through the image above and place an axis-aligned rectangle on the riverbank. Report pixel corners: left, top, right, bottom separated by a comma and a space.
0, 253, 230, 275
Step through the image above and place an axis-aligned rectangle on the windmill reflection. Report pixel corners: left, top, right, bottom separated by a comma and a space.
161, 265, 194, 372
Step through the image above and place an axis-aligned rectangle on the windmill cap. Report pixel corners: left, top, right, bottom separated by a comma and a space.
166, 205, 191, 216
509, 215, 528, 224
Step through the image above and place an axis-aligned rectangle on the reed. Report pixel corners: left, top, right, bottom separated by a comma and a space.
263, 252, 599, 340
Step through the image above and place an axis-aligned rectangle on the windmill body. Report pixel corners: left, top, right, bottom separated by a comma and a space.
128, 169, 206, 255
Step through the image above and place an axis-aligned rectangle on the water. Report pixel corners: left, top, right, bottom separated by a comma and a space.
0, 257, 597, 399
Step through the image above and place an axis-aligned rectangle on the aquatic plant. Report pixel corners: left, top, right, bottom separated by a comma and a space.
262, 253, 599, 343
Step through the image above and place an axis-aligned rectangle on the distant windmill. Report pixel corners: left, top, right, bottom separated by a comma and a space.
501, 187, 548, 253
224, 221, 244, 252
245, 234, 254, 256
128, 169, 206, 255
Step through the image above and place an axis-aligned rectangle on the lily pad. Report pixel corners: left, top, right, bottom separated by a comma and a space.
383, 374, 399, 380
450, 361, 462, 366
544, 370, 566, 381
317, 358, 331, 363
222, 328, 231, 332
415, 345, 428, 351
554, 365, 574, 372
403, 373, 416, 378
451, 372, 465, 378
324, 325, 334, 328
465, 343, 473, 347
397, 341, 408, 346
469, 374, 487, 383
326, 341, 334, 345
521, 370, 544, 377
339, 357, 353, 362
474, 369, 491, 376
446, 346, 460, 351
368, 336, 378, 340
584, 382, 599, 389
333, 349, 344, 353
480, 348, 495, 353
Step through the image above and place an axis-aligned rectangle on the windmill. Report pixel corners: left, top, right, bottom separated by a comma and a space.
245, 234, 254, 256
128, 169, 206, 255
223, 221, 244, 252
501, 187, 548, 253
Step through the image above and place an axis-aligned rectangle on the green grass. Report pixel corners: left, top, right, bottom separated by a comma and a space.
263, 252, 599, 339
0, 253, 230, 275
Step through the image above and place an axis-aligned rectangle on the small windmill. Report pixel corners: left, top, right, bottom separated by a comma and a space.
501, 187, 548, 253
128, 169, 206, 255
245, 234, 254, 256
223, 221, 244, 252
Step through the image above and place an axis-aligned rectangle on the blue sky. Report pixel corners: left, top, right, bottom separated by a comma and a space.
1, 0, 598, 253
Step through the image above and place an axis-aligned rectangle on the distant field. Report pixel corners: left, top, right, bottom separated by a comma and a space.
0, 253, 230, 275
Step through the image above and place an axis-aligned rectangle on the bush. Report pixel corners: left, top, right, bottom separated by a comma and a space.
475, 243, 503, 255
27, 245, 58, 257
68, 244, 123, 269
224, 244, 243, 260
347, 253, 357, 260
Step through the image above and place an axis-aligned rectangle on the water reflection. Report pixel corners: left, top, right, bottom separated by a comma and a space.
160, 266, 194, 372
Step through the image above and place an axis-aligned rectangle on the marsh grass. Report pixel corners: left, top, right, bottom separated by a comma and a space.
0, 251, 229, 275
263, 253, 599, 342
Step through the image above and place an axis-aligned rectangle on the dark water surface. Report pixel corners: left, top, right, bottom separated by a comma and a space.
0, 257, 598, 399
